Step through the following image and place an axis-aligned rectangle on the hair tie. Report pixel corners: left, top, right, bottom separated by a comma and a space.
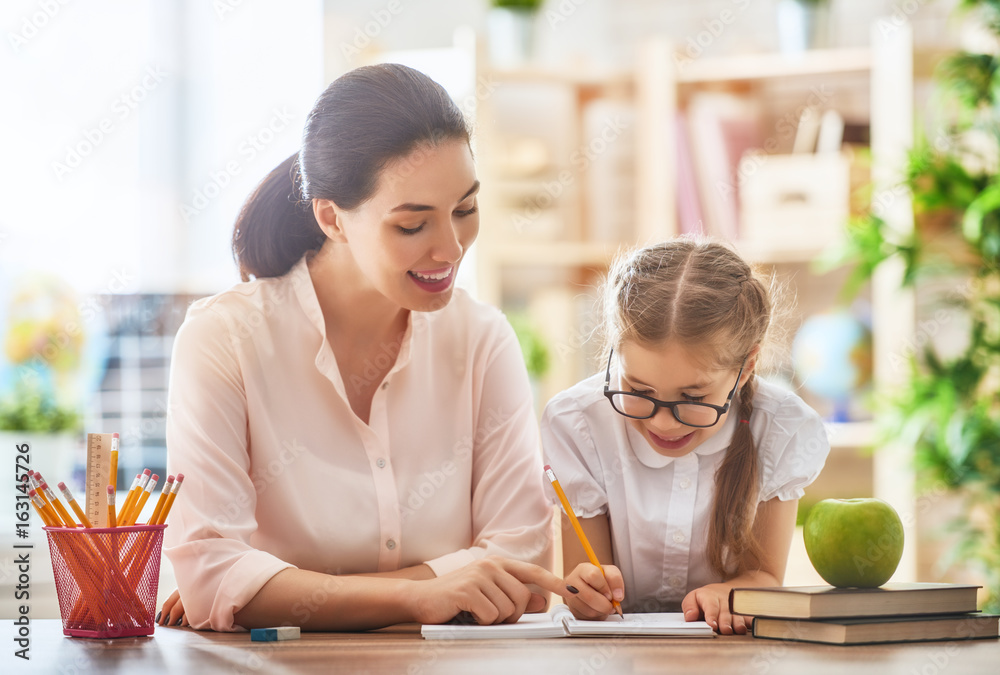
740, 419, 750, 424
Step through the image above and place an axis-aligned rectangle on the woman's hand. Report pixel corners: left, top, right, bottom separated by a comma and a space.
157, 588, 189, 627
407, 556, 569, 626
681, 583, 751, 635
562, 562, 624, 620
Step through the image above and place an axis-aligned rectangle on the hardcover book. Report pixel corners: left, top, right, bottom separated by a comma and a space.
752, 613, 999, 645
730, 583, 980, 620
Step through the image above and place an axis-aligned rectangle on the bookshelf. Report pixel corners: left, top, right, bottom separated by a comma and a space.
474, 21, 923, 580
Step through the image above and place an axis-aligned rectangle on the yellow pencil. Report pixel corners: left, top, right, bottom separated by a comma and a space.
155, 473, 184, 525
31, 481, 61, 526
117, 471, 146, 526
146, 475, 173, 525
28, 489, 56, 527
58, 482, 94, 528
107, 485, 117, 528
126, 474, 158, 526
31, 472, 53, 509
544, 464, 624, 618
110, 432, 120, 494
41, 482, 77, 527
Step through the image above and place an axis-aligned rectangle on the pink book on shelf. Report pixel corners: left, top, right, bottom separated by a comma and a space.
687, 92, 762, 241
675, 113, 705, 235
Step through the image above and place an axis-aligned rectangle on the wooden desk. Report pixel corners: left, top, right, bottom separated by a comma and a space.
14, 619, 1000, 674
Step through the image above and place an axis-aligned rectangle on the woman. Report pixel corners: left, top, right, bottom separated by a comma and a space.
159, 64, 564, 631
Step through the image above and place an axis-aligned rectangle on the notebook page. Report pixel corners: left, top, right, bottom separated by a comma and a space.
562, 612, 715, 637
421, 612, 568, 640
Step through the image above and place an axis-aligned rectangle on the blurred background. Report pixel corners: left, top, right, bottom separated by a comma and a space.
3, 0, 998, 617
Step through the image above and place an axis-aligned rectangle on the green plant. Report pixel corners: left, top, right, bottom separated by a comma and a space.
491, 0, 544, 11
836, 0, 1000, 611
507, 312, 551, 380
0, 380, 80, 433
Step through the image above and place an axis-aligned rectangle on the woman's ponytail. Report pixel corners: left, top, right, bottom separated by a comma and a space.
231, 153, 326, 281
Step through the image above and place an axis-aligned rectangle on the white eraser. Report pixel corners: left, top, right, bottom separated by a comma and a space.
250, 626, 300, 642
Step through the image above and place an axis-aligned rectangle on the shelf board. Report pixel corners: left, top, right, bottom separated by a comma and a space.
483, 67, 633, 88
678, 47, 872, 83
483, 241, 621, 267
826, 421, 877, 449
733, 241, 828, 265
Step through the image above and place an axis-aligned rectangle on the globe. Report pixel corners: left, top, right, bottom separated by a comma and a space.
791, 312, 873, 422
0, 272, 111, 407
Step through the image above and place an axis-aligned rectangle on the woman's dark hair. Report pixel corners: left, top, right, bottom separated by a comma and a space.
232, 64, 471, 281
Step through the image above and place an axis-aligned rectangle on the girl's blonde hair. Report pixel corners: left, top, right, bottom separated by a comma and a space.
601, 237, 774, 578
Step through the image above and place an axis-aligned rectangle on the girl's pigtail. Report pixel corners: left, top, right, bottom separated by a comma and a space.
706, 374, 763, 578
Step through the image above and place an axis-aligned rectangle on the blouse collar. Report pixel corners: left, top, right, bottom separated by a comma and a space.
289, 253, 418, 395
625, 405, 738, 469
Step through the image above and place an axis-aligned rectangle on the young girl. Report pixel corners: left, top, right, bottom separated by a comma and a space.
541, 239, 830, 634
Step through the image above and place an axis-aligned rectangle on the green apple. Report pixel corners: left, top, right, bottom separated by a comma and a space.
803, 498, 904, 588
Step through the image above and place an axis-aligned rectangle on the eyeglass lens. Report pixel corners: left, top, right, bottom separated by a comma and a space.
608, 394, 719, 425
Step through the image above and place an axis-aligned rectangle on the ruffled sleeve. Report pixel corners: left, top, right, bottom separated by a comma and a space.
757, 392, 831, 503
540, 391, 608, 519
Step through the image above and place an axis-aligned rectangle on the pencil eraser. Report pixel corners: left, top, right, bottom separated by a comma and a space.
251, 626, 300, 642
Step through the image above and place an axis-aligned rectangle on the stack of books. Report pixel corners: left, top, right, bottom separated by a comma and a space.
729, 583, 1000, 646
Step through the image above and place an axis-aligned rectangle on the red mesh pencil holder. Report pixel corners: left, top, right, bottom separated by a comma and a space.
45, 524, 167, 638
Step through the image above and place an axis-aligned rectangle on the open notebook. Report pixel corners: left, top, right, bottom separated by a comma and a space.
421, 606, 715, 640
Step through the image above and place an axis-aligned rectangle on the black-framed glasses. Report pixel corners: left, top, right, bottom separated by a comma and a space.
602, 348, 745, 428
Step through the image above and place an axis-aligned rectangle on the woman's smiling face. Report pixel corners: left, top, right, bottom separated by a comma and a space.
319, 139, 480, 312
615, 340, 753, 458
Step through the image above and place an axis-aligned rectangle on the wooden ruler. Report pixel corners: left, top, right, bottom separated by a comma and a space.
86, 433, 114, 527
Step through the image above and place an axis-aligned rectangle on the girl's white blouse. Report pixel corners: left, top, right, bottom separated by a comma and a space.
541, 371, 830, 613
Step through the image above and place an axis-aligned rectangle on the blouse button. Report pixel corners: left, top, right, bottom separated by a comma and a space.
679, 477, 691, 490
376, 458, 386, 469
386, 539, 396, 550
668, 575, 684, 588
672, 531, 686, 544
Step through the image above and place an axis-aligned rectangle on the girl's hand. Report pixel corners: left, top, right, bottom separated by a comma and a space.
563, 563, 624, 620
681, 583, 751, 635
408, 556, 570, 626
157, 588, 189, 627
